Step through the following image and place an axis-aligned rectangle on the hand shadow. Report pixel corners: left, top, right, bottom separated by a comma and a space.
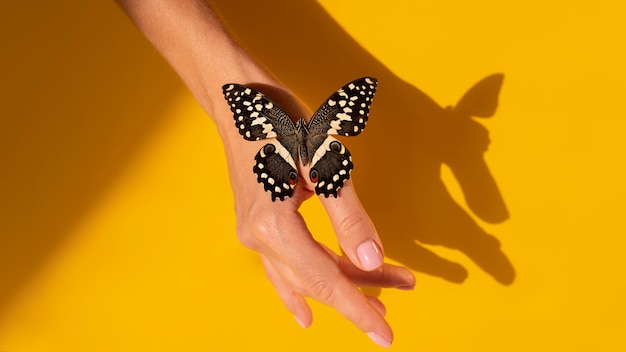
212, 0, 515, 285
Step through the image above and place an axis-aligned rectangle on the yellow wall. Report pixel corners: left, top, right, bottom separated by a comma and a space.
1, 1, 624, 351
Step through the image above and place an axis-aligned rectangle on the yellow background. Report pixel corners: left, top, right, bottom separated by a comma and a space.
2, 1, 625, 351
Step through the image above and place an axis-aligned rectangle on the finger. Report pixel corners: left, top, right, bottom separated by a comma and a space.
279, 257, 395, 347
339, 257, 416, 289
319, 179, 384, 271
319, 244, 415, 289
266, 215, 394, 347
261, 254, 312, 329
365, 295, 387, 316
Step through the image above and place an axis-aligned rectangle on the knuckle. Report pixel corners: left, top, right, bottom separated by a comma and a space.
308, 277, 337, 303
235, 226, 259, 251
236, 207, 279, 251
336, 211, 370, 238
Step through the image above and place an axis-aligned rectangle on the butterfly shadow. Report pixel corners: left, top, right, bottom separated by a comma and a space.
355, 74, 515, 285
213, 0, 515, 285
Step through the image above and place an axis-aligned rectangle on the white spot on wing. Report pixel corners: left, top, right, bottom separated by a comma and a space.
328, 112, 352, 134
251, 116, 275, 136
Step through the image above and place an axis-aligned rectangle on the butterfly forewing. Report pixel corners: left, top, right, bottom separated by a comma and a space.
308, 77, 377, 136
222, 84, 297, 141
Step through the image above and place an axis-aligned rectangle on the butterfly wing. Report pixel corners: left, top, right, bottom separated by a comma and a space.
253, 139, 299, 201
222, 83, 297, 141
302, 77, 377, 197
306, 134, 352, 198
307, 77, 377, 136
222, 84, 299, 201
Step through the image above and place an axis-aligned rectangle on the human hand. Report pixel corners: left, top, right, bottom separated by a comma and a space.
218, 90, 415, 347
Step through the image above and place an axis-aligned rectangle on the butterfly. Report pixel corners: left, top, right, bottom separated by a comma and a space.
222, 77, 377, 201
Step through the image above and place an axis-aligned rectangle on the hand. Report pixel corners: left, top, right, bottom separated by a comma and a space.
221, 109, 415, 347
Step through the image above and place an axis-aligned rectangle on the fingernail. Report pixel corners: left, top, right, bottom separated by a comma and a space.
367, 332, 392, 348
293, 315, 308, 329
357, 240, 383, 271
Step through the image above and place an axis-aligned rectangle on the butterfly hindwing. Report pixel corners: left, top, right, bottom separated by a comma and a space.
307, 135, 353, 198
222, 84, 296, 141
308, 77, 377, 136
253, 139, 299, 201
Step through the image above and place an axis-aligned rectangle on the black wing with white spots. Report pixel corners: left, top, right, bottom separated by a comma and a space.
306, 135, 353, 198
305, 77, 377, 197
222, 84, 296, 141
253, 141, 299, 201
307, 77, 377, 137
222, 83, 299, 201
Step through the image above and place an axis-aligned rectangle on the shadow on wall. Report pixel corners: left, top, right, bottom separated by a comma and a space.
0, 1, 516, 319
212, 0, 515, 285
0, 2, 184, 314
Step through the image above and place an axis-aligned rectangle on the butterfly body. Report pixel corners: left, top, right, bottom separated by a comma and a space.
223, 77, 377, 201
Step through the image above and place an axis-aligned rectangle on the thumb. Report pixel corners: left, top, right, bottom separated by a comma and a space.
319, 179, 384, 271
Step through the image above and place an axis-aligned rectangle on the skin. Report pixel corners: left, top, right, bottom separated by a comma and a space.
115, 0, 415, 347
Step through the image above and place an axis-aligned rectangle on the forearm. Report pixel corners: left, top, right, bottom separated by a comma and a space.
114, 0, 279, 136
114, 0, 315, 206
